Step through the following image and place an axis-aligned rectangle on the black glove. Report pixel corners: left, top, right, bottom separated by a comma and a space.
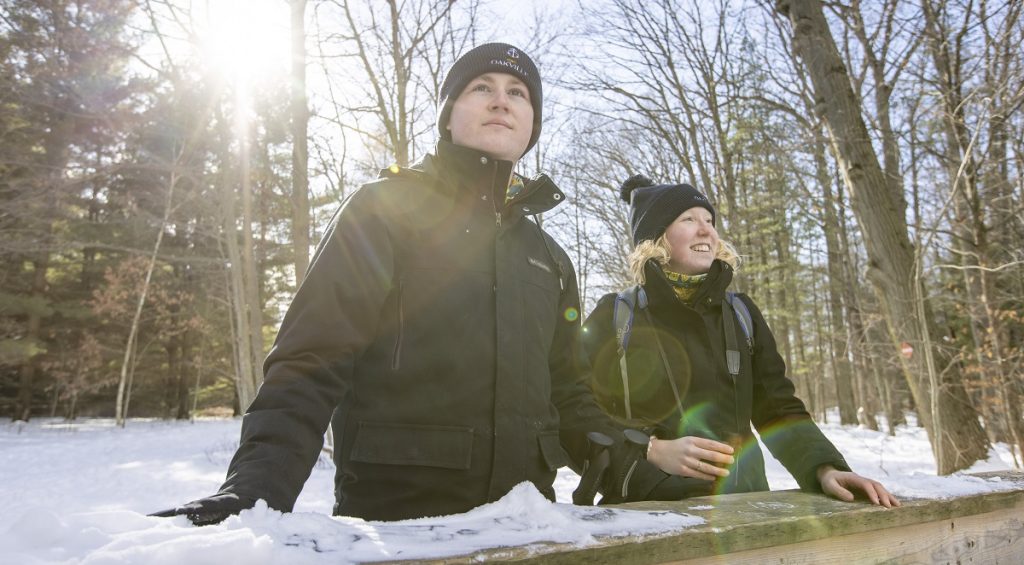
150, 493, 257, 526
599, 429, 653, 504
572, 431, 615, 505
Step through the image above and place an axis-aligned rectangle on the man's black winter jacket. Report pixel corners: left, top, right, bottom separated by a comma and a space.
218, 141, 635, 520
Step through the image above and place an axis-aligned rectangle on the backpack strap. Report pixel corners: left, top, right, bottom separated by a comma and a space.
614, 286, 685, 423
613, 286, 642, 420
726, 292, 754, 354
722, 292, 755, 377
722, 298, 741, 377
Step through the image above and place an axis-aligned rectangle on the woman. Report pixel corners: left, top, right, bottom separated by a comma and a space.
581, 175, 898, 507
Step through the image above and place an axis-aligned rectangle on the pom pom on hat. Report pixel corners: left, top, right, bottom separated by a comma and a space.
619, 174, 654, 204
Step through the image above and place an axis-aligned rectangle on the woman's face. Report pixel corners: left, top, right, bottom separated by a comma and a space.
664, 206, 718, 275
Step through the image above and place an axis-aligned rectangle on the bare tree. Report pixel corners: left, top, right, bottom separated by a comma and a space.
313, 0, 480, 167
568, 0, 741, 213
775, 0, 989, 473
826, 0, 922, 426
136, 0, 284, 413
920, 0, 1024, 463
114, 147, 183, 426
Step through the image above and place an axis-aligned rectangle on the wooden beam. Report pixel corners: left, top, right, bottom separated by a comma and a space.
398, 471, 1024, 564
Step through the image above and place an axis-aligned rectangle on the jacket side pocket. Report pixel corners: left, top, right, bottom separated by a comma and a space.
350, 421, 474, 470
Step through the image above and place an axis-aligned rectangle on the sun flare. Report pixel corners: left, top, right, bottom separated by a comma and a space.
197, 0, 292, 85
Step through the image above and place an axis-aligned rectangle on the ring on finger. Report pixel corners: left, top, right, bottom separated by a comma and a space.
696, 461, 703, 473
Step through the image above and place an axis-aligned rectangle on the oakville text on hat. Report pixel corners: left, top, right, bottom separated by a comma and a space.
490, 57, 528, 78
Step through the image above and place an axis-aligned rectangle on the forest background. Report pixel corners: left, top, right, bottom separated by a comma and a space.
1, 0, 1021, 476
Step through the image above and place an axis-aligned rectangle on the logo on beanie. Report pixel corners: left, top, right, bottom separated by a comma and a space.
491, 58, 527, 77
487, 47, 528, 78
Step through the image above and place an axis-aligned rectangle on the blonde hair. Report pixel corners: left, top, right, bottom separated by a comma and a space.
627, 234, 740, 285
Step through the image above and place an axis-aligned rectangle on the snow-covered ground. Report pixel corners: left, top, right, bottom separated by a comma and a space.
1, 415, 1019, 564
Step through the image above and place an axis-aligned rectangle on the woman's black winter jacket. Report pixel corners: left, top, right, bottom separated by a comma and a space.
581, 259, 850, 495
216, 141, 658, 521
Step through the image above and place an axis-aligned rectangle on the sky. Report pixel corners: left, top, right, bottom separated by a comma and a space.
1, 414, 1020, 564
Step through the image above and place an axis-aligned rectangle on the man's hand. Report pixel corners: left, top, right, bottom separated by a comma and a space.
646, 436, 734, 481
150, 493, 257, 526
816, 465, 900, 508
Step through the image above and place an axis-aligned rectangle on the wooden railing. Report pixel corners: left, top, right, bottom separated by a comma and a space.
405, 470, 1024, 564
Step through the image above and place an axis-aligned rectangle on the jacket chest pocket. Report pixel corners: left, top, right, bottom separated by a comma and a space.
401, 216, 495, 274
520, 265, 561, 352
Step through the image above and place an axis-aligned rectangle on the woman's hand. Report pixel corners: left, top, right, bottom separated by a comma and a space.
647, 436, 735, 480
816, 465, 901, 508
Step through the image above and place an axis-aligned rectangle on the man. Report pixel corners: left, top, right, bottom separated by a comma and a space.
154, 43, 680, 524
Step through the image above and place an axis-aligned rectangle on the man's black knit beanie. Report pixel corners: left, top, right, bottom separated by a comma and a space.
436, 43, 543, 156
620, 174, 716, 245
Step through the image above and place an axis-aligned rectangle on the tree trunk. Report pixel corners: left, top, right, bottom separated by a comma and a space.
114, 162, 178, 426
811, 272, 830, 422
980, 2, 1024, 462
191, 345, 204, 422
13, 255, 48, 422
239, 126, 265, 404
922, 0, 994, 429
792, 292, 816, 418
165, 337, 181, 417
221, 183, 258, 410
387, 0, 410, 166
776, 0, 988, 473
290, 0, 310, 284
176, 328, 192, 420
812, 126, 858, 425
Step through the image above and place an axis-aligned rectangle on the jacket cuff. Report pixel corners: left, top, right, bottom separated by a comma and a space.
625, 459, 672, 500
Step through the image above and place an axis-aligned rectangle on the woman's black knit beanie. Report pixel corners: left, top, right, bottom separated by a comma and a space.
436, 43, 543, 156
620, 174, 716, 245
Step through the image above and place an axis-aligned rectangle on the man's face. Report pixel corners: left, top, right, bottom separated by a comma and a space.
447, 72, 533, 162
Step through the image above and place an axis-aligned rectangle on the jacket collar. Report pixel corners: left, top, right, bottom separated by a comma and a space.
418, 139, 566, 218
644, 258, 734, 312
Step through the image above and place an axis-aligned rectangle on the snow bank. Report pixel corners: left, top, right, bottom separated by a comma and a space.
1, 416, 1018, 564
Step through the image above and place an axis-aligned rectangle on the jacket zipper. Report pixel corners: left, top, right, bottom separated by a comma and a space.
391, 280, 404, 371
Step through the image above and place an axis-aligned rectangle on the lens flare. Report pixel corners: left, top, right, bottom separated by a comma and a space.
563, 307, 579, 322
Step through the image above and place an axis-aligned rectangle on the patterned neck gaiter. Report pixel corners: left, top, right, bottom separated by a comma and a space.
506, 175, 526, 203
662, 267, 708, 304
